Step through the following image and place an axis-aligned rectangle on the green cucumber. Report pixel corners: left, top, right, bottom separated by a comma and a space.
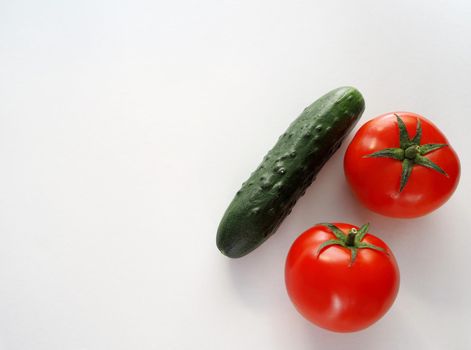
217, 86, 365, 258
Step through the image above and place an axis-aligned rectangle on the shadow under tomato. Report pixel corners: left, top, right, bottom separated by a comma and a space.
293, 303, 427, 350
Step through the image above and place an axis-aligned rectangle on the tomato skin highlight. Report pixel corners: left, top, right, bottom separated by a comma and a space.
285, 223, 399, 333
344, 112, 460, 218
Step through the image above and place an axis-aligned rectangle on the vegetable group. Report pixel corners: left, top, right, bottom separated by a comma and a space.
285, 223, 399, 332
217, 87, 365, 258
344, 112, 460, 218
217, 88, 460, 333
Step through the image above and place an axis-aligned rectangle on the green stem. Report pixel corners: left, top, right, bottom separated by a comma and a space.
318, 223, 386, 266
364, 115, 449, 192
345, 228, 357, 246
405, 145, 420, 159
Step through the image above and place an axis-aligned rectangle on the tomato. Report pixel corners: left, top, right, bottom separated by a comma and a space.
344, 112, 460, 218
285, 223, 399, 332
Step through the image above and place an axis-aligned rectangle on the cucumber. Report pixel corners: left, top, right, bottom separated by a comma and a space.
217, 86, 365, 258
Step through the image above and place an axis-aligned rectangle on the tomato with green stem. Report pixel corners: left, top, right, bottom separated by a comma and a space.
285, 223, 399, 332
344, 112, 460, 218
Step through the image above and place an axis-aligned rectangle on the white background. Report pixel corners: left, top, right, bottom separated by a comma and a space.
0, 0, 470, 349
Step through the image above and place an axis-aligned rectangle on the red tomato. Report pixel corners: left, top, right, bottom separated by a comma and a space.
285, 223, 399, 332
344, 112, 460, 218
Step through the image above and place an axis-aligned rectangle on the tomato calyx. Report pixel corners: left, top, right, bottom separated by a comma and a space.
317, 223, 386, 266
364, 114, 449, 192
